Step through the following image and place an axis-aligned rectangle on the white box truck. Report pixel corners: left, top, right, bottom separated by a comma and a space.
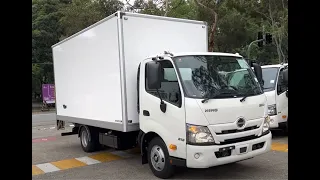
52, 11, 272, 178
261, 63, 288, 132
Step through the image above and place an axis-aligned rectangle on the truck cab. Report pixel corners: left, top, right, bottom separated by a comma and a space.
261, 63, 288, 132
138, 52, 272, 178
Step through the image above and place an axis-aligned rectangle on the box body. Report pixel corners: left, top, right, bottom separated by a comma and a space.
52, 12, 208, 132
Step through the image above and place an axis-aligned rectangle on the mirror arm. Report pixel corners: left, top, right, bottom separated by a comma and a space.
156, 89, 164, 104
156, 89, 167, 113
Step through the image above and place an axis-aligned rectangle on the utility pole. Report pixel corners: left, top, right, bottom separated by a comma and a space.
247, 31, 273, 59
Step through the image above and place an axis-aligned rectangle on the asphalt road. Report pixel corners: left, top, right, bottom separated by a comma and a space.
32, 113, 56, 127
32, 121, 288, 179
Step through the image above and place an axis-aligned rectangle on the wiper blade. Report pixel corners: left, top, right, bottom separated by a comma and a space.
201, 92, 235, 103
240, 95, 247, 102
201, 97, 210, 103
240, 86, 260, 102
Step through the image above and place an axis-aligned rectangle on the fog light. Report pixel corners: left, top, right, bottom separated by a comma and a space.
194, 153, 200, 159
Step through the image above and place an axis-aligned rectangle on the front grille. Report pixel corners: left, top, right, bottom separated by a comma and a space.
216, 125, 259, 135
219, 135, 258, 145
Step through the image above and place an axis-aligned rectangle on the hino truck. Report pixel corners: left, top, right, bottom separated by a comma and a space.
52, 11, 272, 178
261, 63, 288, 132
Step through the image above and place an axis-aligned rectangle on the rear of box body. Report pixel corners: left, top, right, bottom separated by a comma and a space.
52, 12, 208, 132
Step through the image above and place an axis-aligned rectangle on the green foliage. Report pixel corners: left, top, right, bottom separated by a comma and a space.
32, 0, 288, 97
59, 0, 123, 38
166, 0, 198, 19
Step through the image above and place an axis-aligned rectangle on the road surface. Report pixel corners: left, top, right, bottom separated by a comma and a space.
32, 113, 56, 127
32, 122, 288, 179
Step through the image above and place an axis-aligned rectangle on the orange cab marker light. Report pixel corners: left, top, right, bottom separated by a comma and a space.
282, 115, 287, 119
169, 144, 177, 150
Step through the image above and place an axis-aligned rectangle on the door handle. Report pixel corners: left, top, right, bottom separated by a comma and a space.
143, 110, 150, 116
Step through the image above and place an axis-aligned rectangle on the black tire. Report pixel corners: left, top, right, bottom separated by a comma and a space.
80, 126, 100, 152
147, 137, 174, 179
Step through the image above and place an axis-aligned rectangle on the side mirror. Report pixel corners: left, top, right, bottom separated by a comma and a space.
282, 69, 288, 86
146, 61, 162, 89
252, 63, 264, 87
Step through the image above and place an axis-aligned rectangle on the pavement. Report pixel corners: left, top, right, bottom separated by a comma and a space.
32, 113, 56, 127
32, 114, 288, 179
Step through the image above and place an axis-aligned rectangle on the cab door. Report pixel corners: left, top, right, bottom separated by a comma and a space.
276, 67, 288, 123
139, 59, 187, 159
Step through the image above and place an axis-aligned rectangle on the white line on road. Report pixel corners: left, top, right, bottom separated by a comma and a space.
36, 163, 60, 173
75, 157, 101, 165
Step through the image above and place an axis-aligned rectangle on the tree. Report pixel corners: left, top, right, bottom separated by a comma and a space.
59, 0, 124, 38
234, 0, 288, 63
32, 0, 68, 98
194, 0, 220, 52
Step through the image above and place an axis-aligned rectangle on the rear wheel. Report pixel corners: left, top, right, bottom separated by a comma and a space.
80, 126, 100, 152
147, 137, 174, 179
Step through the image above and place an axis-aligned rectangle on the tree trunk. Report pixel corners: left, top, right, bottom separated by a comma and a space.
194, 0, 218, 52
208, 12, 217, 52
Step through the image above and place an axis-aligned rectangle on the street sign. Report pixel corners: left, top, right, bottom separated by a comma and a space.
42, 84, 55, 104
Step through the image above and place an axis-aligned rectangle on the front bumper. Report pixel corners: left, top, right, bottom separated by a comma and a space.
269, 114, 287, 128
186, 132, 272, 168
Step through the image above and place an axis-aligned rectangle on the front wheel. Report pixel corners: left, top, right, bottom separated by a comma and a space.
147, 137, 174, 179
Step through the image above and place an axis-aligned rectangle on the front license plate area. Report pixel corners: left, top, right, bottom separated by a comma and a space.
219, 145, 235, 152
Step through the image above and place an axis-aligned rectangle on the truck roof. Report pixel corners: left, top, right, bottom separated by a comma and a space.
52, 11, 207, 48
261, 63, 288, 69
147, 52, 243, 59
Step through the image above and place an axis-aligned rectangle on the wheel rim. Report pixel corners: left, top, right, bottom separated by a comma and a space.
150, 145, 165, 171
81, 130, 88, 147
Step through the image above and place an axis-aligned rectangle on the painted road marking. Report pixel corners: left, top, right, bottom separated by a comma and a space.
36, 163, 60, 173
51, 159, 87, 170
32, 143, 287, 176
32, 165, 44, 175
75, 157, 100, 165
32, 136, 56, 143
89, 152, 122, 162
110, 150, 134, 158
271, 142, 288, 152
32, 150, 135, 176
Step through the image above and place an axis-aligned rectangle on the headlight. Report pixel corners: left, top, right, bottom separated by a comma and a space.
186, 124, 215, 145
262, 116, 270, 135
268, 104, 277, 116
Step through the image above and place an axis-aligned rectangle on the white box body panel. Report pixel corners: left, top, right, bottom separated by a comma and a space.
52, 12, 208, 132
53, 16, 123, 124
122, 13, 208, 124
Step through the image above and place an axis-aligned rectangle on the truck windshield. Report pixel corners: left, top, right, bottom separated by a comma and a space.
261, 67, 279, 92
173, 55, 263, 99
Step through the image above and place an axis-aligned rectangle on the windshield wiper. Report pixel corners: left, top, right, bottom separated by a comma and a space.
240, 96, 248, 102
201, 97, 211, 103
201, 89, 219, 103
201, 91, 236, 103
240, 86, 261, 102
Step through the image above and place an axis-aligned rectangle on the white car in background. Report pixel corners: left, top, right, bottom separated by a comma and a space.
261, 63, 288, 132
